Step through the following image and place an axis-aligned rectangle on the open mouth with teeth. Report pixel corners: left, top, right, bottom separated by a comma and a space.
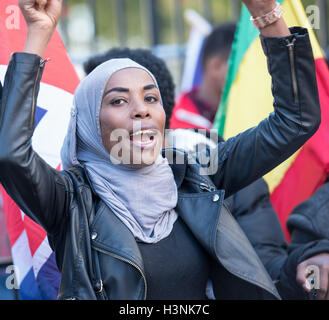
129, 129, 158, 148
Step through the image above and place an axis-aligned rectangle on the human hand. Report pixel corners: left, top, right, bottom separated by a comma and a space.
18, 0, 63, 57
19, 0, 62, 32
296, 253, 329, 300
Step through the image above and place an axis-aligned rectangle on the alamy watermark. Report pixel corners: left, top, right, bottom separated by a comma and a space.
305, 265, 320, 291
5, 265, 19, 290
4, 5, 20, 30
3, 263, 322, 296
1, 4, 323, 31
103, 127, 220, 175
306, 5, 321, 30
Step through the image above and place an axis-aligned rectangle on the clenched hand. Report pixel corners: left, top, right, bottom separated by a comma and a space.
18, 0, 63, 57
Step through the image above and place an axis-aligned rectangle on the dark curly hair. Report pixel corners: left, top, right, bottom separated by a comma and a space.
83, 48, 175, 129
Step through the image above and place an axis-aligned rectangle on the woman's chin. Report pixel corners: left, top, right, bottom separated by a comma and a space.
130, 146, 160, 167
109, 147, 160, 167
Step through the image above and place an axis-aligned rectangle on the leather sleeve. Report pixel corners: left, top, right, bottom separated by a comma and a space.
0, 53, 70, 235
208, 27, 321, 198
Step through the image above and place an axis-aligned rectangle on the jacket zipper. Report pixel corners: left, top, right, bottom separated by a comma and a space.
184, 176, 217, 192
286, 38, 298, 104
199, 182, 216, 192
30, 59, 48, 129
30, 65, 41, 129
94, 247, 147, 300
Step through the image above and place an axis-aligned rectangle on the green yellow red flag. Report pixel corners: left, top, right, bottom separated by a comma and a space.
213, 0, 329, 240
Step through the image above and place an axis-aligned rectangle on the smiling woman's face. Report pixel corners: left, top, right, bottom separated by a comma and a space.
100, 67, 166, 167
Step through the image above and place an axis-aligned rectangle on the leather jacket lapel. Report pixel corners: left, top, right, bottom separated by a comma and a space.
90, 201, 145, 271
176, 189, 224, 259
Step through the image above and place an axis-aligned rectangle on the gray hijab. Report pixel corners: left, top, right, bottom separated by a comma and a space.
61, 58, 178, 243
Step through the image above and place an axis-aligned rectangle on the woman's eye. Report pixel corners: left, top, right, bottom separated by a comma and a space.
110, 98, 126, 106
145, 96, 158, 103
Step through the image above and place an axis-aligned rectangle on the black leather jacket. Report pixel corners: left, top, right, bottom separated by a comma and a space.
0, 27, 321, 300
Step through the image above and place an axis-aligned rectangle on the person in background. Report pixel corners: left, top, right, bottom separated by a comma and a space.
287, 178, 329, 300
170, 23, 236, 129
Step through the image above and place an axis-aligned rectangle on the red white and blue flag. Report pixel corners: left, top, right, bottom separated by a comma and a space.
0, 0, 80, 299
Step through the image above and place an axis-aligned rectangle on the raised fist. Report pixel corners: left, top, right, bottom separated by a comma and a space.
18, 0, 62, 32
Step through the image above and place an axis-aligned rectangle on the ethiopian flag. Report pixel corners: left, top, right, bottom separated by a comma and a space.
213, 0, 329, 240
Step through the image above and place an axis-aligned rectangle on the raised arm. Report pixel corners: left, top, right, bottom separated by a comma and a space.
0, 0, 69, 235
20, 0, 62, 57
207, 0, 321, 197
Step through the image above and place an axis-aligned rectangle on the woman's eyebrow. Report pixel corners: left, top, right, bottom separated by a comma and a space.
104, 85, 156, 97
143, 84, 157, 91
104, 87, 129, 97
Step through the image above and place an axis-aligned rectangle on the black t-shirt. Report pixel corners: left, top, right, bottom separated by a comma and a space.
137, 217, 210, 300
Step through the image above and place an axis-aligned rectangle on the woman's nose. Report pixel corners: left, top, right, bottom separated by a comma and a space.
131, 101, 150, 119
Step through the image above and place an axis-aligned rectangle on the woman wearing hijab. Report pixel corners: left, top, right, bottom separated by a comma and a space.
0, 0, 321, 300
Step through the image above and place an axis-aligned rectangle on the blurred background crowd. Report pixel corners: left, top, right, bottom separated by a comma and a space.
58, 0, 329, 86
